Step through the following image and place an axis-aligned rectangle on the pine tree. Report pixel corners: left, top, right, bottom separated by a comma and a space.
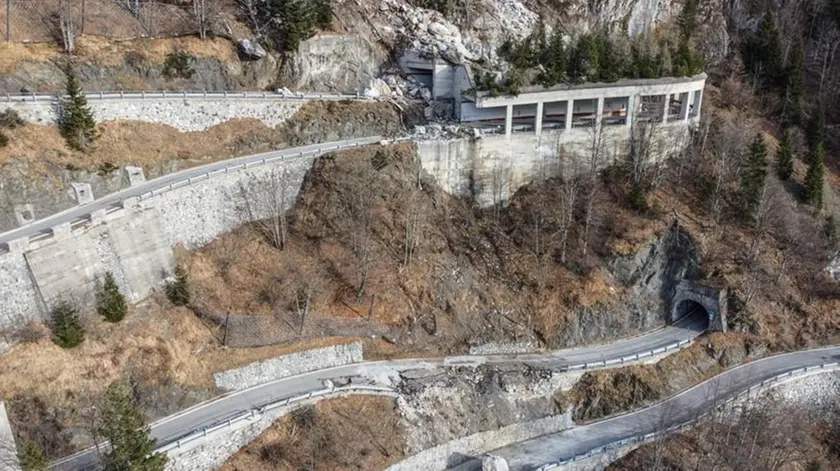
539, 30, 567, 86
740, 133, 769, 219
18, 439, 48, 471
50, 300, 85, 348
98, 382, 167, 471
776, 129, 794, 181
166, 264, 190, 306
807, 107, 826, 150
59, 65, 97, 152
97, 272, 127, 323
782, 40, 805, 126
596, 30, 625, 82
568, 34, 599, 83
805, 142, 826, 210
743, 11, 784, 90
312, 0, 333, 30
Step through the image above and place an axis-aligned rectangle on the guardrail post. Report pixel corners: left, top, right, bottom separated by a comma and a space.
141, 91, 145, 99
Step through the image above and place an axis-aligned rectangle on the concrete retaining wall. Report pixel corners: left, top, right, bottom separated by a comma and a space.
418, 123, 689, 206
214, 342, 364, 392
0, 117, 694, 330
6, 98, 304, 132
387, 413, 573, 471
164, 389, 396, 471
0, 402, 21, 471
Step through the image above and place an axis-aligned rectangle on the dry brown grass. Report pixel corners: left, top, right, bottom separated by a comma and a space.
0, 36, 237, 76
0, 118, 278, 173
220, 396, 406, 471
564, 333, 767, 423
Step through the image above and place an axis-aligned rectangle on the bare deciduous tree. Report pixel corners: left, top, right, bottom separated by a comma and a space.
47, 0, 75, 54
192, 0, 218, 40
240, 168, 295, 250
343, 165, 378, 303
580, 122, 604, 259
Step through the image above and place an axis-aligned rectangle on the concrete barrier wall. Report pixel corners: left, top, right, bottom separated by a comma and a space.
387, 413, 573, 471
214, 342, 364, 392
418, 123, 690, 206
6, 98, 305, 132
0, 118, 694, 330
0, 402, 21, 471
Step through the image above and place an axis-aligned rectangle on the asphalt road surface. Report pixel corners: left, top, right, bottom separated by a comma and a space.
0, 136, 383, 249
452, 346, 840, 471
53, 316, 707, 470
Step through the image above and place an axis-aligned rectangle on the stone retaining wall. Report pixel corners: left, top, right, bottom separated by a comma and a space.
214, 342, 364, 392
0, 402, 21, 471
6, 98, 304, 132
387, 413, 573, 471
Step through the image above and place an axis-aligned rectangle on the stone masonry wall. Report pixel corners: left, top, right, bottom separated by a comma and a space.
0, 252, 42, 327
214, 342, 364, 392
0, 118, 695, 330
387, 413, 573, 471
0, 402, 21, 471
6, 98, 305, 132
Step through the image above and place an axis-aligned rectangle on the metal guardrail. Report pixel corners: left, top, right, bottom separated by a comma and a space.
157, 384, 394, 454
51, 384, 394, 470
0, 140, 384, 255
557, 338, 693, 373
534, 361, 840, 470
3, 90, 372, 103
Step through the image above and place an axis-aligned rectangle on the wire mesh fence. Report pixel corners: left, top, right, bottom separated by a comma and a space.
0, 0, 232, 43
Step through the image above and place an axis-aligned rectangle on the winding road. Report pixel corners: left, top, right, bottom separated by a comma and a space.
52, 316, 707, 470
0, 136, 384, 251
452, 346, 840, 471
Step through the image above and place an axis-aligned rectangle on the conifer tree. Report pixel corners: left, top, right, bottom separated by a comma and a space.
783, 40, 805, 125
805, 142, 826, 210
539, 31, 567, 86
740, 133, 769, 219
97, 272, 127, 323
776, 129, 794, 181
18, 439, 48, 471
807, 107, 826, 150
568, 34, 599, 83
166, 264, 190, 306
59, 65, 97, 152
596, 30, 624, 82
50, 300, 85, 348
743, 11, 784, 90
98, 382, 167, 471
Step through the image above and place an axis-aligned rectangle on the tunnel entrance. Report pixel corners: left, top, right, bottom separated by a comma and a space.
673, 299, 710, 332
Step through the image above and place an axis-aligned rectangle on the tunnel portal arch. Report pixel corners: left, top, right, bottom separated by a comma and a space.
671, 280, 727, 332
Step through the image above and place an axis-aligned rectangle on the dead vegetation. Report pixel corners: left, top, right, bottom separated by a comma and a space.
0, 300, 369, 458
561, 334, 769, 423
220, 396, 406, 471
610, 397, 840, 471
0, 100, 401, 175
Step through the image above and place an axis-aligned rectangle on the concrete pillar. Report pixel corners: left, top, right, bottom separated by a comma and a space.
662, 94, 670, 124
565, 100, 573, 131
694, 89, 703, 121
679, 91, 691, 120
70, 182, 94, 205
534, 102, 544, 136
504, 104, 513, 138
626, 95, 637, 128
595, 97, 604, 134
124, 166, 146, 186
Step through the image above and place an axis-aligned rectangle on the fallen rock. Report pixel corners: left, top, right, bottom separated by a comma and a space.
482, 454, 509, 471
238, 38, 267, 60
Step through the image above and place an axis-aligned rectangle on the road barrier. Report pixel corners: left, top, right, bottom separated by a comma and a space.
3, 90, 372, 103
559, 338, 693, 373
0, 138, 391, 255
50, 384, 395, 470
534, 361, 840, 470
